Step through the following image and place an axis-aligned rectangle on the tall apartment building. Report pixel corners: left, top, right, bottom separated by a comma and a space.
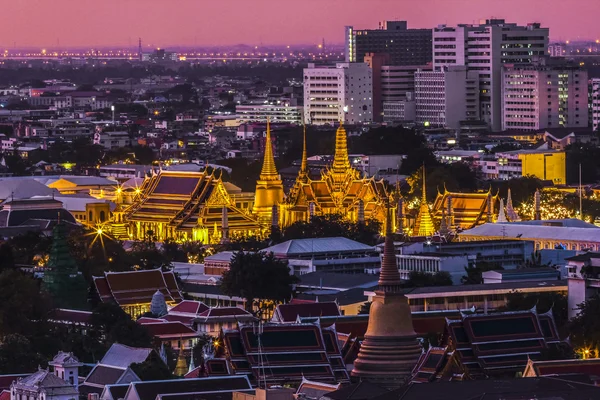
433, 20, 549, 131
364, 52, 429, 122
303, 63, 373, 125
502, 57, 588, 131
414, 65, 480, 129
345, 21, 432, 66
590, 78, 600, 131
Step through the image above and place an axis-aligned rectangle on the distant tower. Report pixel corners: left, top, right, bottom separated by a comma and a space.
253, 119, 284, 223
49, 352, 82, 389
413, 166, 435, 237
352, 206, 421, 388
138, 38, 143, 61
534, 189, 542, 220
150, 290, 168, 317
496, 198, 508, 223
506, 188, 521, 222
321, 38, 326, 52
174, 347, 188, 377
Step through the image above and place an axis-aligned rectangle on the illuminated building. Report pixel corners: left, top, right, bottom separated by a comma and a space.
496, 149, 566, 185
432, 188, 497, 230
253, 120, 284, 223
412, 167, 435, 237
501, 58, 588, 131
122, 169, 262, 243
280, 123, 391, 229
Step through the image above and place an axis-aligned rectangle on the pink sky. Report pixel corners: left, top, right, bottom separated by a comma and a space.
1, 0, 598, 48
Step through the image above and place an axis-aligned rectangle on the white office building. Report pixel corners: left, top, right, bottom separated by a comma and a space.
502, 57, 588, 131
433, 20, 549, 131
236, 103, 302, 124
303, 62, 373, 125
414, 65, 479, 129
591, 78, 600, 131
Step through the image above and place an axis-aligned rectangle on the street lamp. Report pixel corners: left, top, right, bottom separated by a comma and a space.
111, 105, 115, 125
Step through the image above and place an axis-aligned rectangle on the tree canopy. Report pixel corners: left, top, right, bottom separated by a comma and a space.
405, 271, 453, 288
220, 251, 298, 315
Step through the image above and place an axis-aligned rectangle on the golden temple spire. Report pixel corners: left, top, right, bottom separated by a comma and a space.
300, 124, 308, 176
331, 121, 351, 173
260, 118, 279, 180
174, 347, 188, 376
413, 166, 435, 237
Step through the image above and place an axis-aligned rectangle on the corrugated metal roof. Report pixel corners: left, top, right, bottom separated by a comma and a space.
460, 221, 600, 243
263, 237, 374, 256
100, 343, 152, 369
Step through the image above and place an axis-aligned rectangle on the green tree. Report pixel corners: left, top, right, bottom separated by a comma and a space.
461, 261, 502, 285
569, 295, 600, 355
7, 231, 52, 265
220, 251, 298, 315
90, 302, 153, 348
0, 334, 46, 374
0, 269, 50, 335
131, 351, 172, 381
0, 244, 15, 270
405, 271, 453, 287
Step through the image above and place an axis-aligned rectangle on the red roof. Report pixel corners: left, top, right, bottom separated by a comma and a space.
533, 359, 600, 377
162, 314, 194, 325
142, 321, 199, 338
0, 390, 9, 400
274, 302, 340, 323
0, 375, 30, 390
198, 307, 253, 318
169, 300, 209, 315
94, 269, 182, 306
138, 317, 167, 325
184, 366, 205, 379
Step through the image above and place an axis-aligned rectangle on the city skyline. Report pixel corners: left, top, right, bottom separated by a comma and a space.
1, 0, 599, 48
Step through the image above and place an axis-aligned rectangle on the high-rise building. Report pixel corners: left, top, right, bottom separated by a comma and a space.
433, 20, 549, 131
502, 57, 588, 131
364, 53, 429, 122
590, 78, 600, 131
303, 62, 373, 125
414, 65, 480, 129
345, 21, 432, 66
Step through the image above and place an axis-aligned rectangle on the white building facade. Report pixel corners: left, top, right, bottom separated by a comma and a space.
502, 58, 588, 131
433, 20, 549, 131
414, 65, 479, 129
590, 78, 600, 132
303, 63, 373, 125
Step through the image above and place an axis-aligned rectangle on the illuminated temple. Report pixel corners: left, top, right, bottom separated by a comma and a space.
109, 122, 393, 242
280, 123, 391, 229
431, 188, 498, 230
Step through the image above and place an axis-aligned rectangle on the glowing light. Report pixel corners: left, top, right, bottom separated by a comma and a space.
97, 228, 103, 235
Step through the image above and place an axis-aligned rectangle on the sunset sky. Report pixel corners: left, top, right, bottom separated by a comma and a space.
2, 0, 598, 48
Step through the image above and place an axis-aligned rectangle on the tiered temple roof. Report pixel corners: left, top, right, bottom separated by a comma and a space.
124, 170, 261, 242
221, 322, 350, 385
432, 189, 498, 230
411, 346, 469, 383
282, 123, 390, 228
443, 308, 566, 377
93, 269, 182, 315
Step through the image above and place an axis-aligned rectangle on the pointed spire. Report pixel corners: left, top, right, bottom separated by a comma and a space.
188, 354, 196, 374
413, 166, 435, 237
300, 124, 308, 176
260, 118, 279, 180
421, 165, 427, 203
379, 205, 402, 291
174, 347, 188, 376
331, 121, 351, 173
506, 188, 521, 222
534, 189, 542, 220
497, 198, 508, 223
